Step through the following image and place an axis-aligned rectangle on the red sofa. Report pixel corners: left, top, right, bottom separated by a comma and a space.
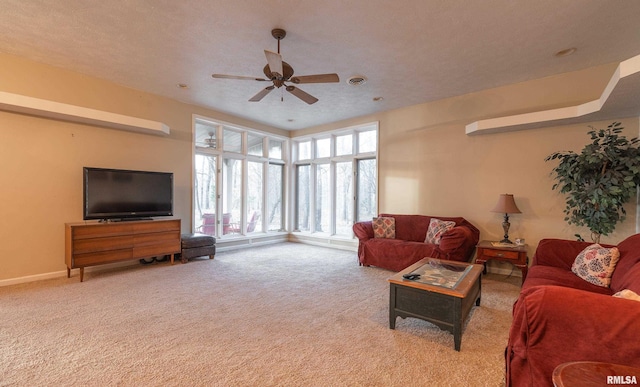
506, 234, 640, 387
352, 214, 480, 271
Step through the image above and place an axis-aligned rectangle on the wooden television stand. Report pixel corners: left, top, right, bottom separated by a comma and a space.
65, 219, 181, 282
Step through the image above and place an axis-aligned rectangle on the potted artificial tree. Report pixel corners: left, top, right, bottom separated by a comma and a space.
546, 122, 640, 243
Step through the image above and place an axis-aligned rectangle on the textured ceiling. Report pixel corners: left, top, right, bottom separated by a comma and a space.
1, 1, 640, 131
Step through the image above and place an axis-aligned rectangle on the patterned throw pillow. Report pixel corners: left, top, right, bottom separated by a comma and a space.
571, 244, 620, 288
372, 217, 396, 239
424, 218, 456, 244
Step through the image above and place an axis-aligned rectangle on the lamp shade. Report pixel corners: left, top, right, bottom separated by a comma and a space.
491, 194, 521, 214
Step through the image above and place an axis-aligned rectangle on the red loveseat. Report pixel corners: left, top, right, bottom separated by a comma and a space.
352, 214, 480, 272
506, 234, 640, 387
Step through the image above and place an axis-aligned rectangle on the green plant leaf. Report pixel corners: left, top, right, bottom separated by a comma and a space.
546, 122, 640, 237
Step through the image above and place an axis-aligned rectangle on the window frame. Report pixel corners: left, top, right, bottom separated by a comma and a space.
292, 122, 378, 238
192, 115, 289, 237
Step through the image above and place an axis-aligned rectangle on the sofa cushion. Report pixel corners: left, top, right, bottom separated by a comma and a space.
611, 263, 640, 295
611, 234, 640, 292
425, 218, 455, 244
361, 238, 441, 272
522, 265, 614, 295
379, 214, 470, 242
372, 217, 396, 239
571, 244, 620, 288
379, 214, 431, 242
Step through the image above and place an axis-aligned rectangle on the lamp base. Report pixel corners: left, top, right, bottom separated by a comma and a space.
500, 213, 513, 245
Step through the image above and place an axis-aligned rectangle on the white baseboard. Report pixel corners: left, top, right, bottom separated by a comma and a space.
288, 233, 358, 251
0, 270, 68, 287
0, 260, 142, 287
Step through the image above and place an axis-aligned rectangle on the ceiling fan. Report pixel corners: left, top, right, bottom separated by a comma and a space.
212, 28, 339, 105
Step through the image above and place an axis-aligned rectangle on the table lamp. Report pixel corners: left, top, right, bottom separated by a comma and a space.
491, 194, 521, 244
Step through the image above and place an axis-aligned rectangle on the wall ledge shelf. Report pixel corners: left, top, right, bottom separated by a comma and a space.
0, 91, 170, 135
466, 54, 640, 135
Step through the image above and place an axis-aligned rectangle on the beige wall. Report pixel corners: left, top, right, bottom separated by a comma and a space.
297, 63, 640, 269
2, 51, 639, 282
0, 52, 285, 281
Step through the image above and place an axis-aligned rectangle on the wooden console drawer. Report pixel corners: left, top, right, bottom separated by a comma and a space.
482, 249, 519, 260
134, 231, 180, 246
134, 220, 180, 234
71, 223, 134, 239
133, 241, 180, 258
72, 235, 134, 254
74, 249, 133, 267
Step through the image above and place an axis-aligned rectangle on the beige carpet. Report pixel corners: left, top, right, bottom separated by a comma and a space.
0, 243, 520, 386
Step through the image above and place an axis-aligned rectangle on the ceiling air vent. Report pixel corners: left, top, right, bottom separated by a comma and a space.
347, 75, 367, 86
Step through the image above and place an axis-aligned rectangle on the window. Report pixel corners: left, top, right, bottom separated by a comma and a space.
315, 163, 330, 233
194, 154, 217, 236
335, 161, 353, 235
336, 134, 353, 156
248, 134, 263, 156
269, 139, 283, 159
357, 158, 377, 221
193, 117, 289, 238
267, 163, 284, 231
247, 161, 263, 233
298, 141, 311, 160
293, 123, 378, 237
296, 164, 311, 231
223, 129, 242, 153
316, 138, 331, 158
358, 130, 377, 153
222, 158, 243, 235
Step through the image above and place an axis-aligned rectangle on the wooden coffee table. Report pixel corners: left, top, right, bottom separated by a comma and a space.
388, 258, 483, 351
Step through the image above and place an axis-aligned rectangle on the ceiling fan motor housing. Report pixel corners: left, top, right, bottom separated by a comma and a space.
263, 62, 294, 87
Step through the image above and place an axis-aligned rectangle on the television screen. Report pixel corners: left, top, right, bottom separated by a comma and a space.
83, 167, 173, 221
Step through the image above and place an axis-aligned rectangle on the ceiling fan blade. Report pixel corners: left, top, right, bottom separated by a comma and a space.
212, 74, 268, 81
286, 86, 318, 105
264, 50, 284, 79
249, 86, 275, 102
290, 74, 340, 84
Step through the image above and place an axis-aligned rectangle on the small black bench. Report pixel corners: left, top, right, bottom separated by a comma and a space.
177, 233, 216, 263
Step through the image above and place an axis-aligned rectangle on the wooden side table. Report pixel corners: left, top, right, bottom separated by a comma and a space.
553, 361, 640, 387
475, 240, 528, 283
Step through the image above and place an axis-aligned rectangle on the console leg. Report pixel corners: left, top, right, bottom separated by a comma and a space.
67, 267, 70, 278
79, 268, 84, 282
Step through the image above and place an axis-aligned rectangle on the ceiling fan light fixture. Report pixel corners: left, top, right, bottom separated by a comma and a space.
347, 75, 367, 86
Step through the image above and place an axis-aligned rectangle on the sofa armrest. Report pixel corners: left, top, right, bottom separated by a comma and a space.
507, 285, 640, 386
438, 226, 479, 262
353, 221, 374, 241
533, 238, 599, 269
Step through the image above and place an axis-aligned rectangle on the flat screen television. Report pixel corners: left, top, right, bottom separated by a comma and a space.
83, 167, 173, 221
